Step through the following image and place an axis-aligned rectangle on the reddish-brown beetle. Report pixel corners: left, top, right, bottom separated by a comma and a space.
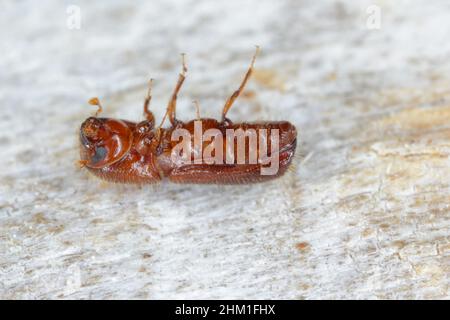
79, 47, 297, 184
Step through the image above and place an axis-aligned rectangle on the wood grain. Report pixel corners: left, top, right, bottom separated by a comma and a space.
0, 0, 448, 299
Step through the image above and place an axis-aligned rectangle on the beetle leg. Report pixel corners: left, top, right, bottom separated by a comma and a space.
221, 46, 260, 121
143, 78, 155, 124
193, 100, 201, 120
154, 54, 187, 143
165, 53, 187, 126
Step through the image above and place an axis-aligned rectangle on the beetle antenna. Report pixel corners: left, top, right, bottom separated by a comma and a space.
88, 97, 103, 117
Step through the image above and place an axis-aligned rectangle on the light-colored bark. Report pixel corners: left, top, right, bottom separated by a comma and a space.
0, 0, 448, 299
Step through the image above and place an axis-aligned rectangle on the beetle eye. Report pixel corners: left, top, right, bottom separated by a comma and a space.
91, 146, 107, 164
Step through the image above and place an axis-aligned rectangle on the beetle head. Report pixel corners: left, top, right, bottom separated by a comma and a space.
79, 117, 133, 168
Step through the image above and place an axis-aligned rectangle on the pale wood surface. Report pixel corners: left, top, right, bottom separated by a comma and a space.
0, 0, 449, 299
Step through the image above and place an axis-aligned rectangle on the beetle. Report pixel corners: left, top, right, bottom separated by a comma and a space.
79, 47, 297, 184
